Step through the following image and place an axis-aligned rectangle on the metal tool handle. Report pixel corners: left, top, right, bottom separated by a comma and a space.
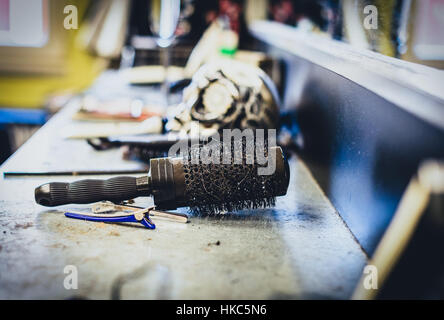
35, 176, 145, 207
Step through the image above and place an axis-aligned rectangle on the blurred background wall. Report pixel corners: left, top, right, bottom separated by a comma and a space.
0, 0, 443, 164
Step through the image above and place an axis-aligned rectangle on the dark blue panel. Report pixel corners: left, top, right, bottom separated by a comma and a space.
0, 108, 48, 125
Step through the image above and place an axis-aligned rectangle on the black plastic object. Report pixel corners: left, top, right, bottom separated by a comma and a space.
35, 176, 146, 207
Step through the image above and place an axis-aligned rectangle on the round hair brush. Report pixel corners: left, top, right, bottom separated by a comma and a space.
35, 144, 290, 214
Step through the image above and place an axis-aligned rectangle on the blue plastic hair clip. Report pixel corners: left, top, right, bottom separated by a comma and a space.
65, 207, 156, 229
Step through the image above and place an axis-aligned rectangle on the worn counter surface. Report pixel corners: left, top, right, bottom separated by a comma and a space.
0, 98, 367, 299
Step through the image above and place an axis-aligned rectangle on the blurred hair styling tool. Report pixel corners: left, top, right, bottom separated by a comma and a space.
86, 60, 282, 164
86, 133, 200, 163
35, 143, 290, 214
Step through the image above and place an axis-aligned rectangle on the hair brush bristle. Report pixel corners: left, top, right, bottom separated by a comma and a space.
182, 140, 286, 215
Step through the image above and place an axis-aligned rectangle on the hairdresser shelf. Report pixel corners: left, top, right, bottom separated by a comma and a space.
0, 86, 367, 299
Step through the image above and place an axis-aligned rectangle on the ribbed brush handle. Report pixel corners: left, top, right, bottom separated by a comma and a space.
35, 177, 144, 207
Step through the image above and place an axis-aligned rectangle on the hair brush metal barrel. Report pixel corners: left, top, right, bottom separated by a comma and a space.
35, 144, 290, 214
